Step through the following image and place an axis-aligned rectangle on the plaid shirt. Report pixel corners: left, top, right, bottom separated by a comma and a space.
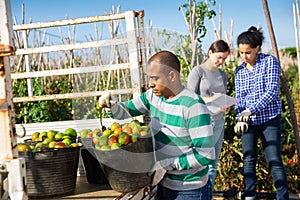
235, 53, 282, 125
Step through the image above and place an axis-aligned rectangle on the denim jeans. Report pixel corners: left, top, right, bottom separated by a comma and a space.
241, 116, 289, 200
156, 179, 212, 200
208, 117, 225, 189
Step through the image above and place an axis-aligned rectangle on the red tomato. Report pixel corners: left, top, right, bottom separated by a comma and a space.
287, 159, 293, 165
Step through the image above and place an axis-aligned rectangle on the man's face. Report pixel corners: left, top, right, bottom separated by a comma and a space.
146, 61, 173, 98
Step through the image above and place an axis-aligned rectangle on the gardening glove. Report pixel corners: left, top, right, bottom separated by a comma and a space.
234, 121, 248, 135
98, 91, 116, 108
238, 109, 251, 123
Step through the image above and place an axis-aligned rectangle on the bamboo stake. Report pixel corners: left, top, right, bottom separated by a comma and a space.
219, 4, 222, 40
294, 0, 300, 167
224, 18, 234, 61
15, 54, 24, 72
262, 0, 300, 165
13, 15, 24, 72
58, 27, 68, 65
180, 0, 198, 67
67, 21, 73, 68
21, 3, 25, 24
190, 2, 197, 67
13, 16, 21, 49
94, 23, 100, 65
205, 0, 220, 40
146, 20, 154, 57
38, 30, 46, 71
294, 1, 300, 88
72, 25, 77, 68
94, 22, 100, 96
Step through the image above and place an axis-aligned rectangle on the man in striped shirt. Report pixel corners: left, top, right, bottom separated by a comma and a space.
99, 50, 215, 200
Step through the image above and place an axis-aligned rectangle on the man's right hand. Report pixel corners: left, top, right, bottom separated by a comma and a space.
98, 91, 113, 108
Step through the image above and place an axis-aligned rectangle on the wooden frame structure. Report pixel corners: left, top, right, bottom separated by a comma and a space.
10, 10, 148, 136
12, 10, 147, 102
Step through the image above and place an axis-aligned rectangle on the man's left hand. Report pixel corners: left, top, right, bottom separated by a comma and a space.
150, 159, 175, 186
151, 168, 166, 187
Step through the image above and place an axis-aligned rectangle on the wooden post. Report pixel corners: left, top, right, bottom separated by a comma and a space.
294, 0, 300, 90
124, 11, 142, 99
136, 10, 148, 89
124, 10, 144, 123
0, 0, 18, 160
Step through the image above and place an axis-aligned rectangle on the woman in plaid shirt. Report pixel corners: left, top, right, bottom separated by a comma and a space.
234, 26, 289, 200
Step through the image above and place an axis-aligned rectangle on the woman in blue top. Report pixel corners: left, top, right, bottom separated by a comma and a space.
234, 26, 289, 200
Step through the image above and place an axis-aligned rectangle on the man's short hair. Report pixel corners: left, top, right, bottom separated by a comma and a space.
147, 50, 180, 73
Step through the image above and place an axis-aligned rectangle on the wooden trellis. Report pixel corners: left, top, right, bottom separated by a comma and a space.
11, 10, 147, 103
10, 9, 149, 136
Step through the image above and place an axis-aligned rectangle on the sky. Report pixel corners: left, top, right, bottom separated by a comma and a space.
10, 0, 296, 51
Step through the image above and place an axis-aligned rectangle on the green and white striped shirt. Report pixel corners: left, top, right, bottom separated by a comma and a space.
109, 88, 215, 190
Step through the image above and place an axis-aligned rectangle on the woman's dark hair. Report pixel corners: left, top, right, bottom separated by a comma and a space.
208, 39, 230, 54
237, 26, 264, 49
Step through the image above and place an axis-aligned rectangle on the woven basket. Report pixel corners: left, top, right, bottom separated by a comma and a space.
19, 147, 80, 199
78, 137, 108, 184
93, 136, 155, 193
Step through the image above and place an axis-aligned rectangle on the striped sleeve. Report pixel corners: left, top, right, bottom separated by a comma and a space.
108, 92, 150, 119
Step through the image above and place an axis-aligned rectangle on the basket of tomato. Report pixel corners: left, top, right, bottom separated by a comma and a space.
18, 128, 81, 199
80, 120, 155, 193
